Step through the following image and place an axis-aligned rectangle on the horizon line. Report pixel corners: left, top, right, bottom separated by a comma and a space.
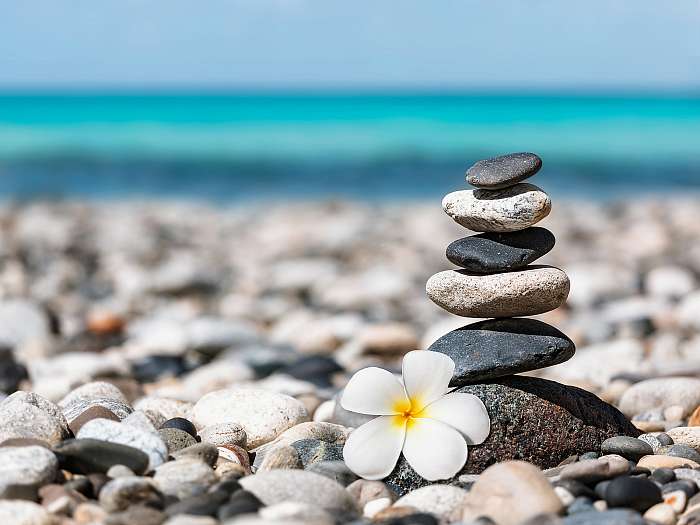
1, 84, 699, 98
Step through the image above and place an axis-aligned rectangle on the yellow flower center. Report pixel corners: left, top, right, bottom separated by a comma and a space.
391, 396, 423, 430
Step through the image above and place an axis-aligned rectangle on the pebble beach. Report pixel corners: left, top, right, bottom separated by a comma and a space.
2, 179, 700, 524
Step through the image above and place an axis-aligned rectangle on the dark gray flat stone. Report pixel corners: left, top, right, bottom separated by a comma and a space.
54, 438, 149, 475
446, 227, 555, 273
427, 318, 575, 384
466, 152, 542, 189
384, 376, 639, 496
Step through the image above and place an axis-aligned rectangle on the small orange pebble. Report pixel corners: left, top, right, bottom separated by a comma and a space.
87, 310, 126, 335
688, 405, 700, 426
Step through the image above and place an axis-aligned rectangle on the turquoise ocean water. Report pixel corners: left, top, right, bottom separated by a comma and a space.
1, 92, 699, 201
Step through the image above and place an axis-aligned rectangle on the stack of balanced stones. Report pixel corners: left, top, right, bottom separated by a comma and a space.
426, 152, 576, 383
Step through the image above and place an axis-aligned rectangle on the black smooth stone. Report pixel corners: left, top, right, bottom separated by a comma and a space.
466, 152, 542, 189
160, 417, 198, 438
217, 490, 263, 520
64, 477, 95, 499
0, 346, 28, 394
384, 514, 439, 525
132, 355, 188, 382
650, 468, 675, 484
428, 318, 575, 384
54, 438, 149, 475
166, 490, 229, 517
281, 356, 343, 387
595, 480, 612, 500
446, 228, 555, 273
209, 479, 241, 495
657, 433, 674, 445
604, 476, 662, 512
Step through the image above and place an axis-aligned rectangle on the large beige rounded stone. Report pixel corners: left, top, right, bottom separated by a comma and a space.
461, 461, 563, 525
192, 388, 309, 449
442, 183, 551, 232
426, 265, 570, 318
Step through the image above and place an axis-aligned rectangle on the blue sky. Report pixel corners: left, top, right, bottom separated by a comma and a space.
1, 0, 699, 90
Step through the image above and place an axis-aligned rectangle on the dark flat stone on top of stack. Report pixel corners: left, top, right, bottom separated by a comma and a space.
446, 227, 555, 273
428, 318, 575, 384
466, 152, 542, 190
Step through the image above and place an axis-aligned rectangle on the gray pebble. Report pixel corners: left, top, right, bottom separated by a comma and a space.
601, 436, 653, 461
99, 476, 162, 512
171, 442, 219, 467
153, 458, 217, 499
158, 427, 197, 454
0, 446, 58, 500
306, 460, 358, 486
466, 152, 542, 190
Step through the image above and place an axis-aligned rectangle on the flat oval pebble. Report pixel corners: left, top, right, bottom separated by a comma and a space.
446, 227, 555, 273
460, 461, 562, 525
394, 485, 467, 522
239, 470, 357, 513
618, 378, 700, 419
54, 438, 150, 475
191, 388, 309, 449
199, 422, 247, 448
466, 152, 543, 190
428, 318, 575, 384
153, 458, 217, 499
442, 183, 551, 232
426, 266, 570, 318
600, 436, 653, 461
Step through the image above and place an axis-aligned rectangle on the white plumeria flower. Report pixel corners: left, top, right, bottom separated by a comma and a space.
341, 350, 490, 481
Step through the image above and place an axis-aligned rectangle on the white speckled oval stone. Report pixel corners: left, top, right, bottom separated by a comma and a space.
191, 388, 309, 449
442, 183, 551, 232
426, 265, 570, 318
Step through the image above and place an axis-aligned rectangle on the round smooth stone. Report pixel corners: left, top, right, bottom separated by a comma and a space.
427, 318, 575, 384
426, 266, 570, 318
600, 436, 653, 461
191, 388, 309, 449
0, 446, 58, 499
446, 228, 555, 273
466, 152, 543, 190
442, 183, 551, 233
604, 476, 662, 512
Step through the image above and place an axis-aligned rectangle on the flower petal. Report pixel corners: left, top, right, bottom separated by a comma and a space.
402, 350, 455, 411
343, 415, 406, 480
420, 392, 491, 445
402, 417, 468, 481
341, 367, 408, 415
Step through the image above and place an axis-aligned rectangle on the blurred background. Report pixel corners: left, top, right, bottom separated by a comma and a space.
1, 0, 699, 201
0, 1, 700, 407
